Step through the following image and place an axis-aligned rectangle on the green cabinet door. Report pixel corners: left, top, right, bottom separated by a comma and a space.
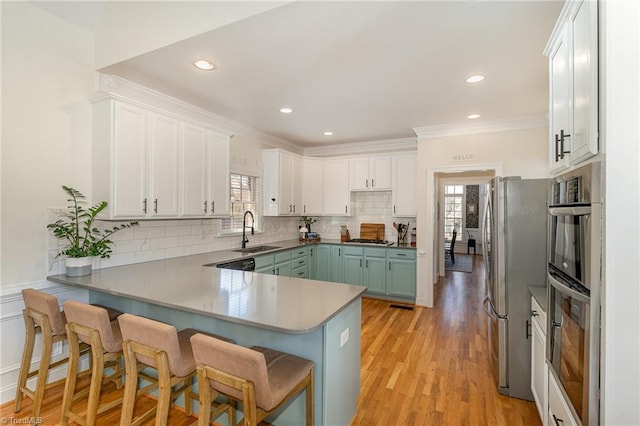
314, 245, 331, 281
308, 246, 317, 279
387, 259, 416, 298
342, 247, 364, 286
364, 256, 386, 293
329, 246, 343, 283
254, 254, 274, 274
274, 260, 291, 276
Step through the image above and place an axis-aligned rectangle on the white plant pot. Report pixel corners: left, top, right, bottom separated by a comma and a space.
65, 257, 92, 277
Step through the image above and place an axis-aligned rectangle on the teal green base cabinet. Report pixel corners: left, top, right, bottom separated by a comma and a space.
314, 245, 342, 283
387, 249, 417, 299
364, 248, 387, 294
342, 246, 364, 285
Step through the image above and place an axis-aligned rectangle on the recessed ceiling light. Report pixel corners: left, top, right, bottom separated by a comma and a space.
323, 131, 334, 136
467, 114, 481, 119
279, 107, 293, 114
466, 75, 485, 83
193, 59, 215, 70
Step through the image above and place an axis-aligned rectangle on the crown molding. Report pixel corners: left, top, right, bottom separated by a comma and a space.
303, 137, 416, 157
94, 73, 303, 153
412, 115, 547, 140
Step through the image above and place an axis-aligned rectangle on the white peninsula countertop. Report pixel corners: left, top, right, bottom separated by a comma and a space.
48, 248, 366, 335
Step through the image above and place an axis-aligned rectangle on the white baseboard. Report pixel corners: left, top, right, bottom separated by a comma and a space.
0, 281, 89, 404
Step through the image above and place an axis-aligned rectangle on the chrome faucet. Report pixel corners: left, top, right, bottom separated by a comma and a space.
242, 210, 254, 249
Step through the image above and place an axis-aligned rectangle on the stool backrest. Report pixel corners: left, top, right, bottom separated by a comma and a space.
22, 289, 66, 336
191, 333, 272, 409
117, 313, 190, 377
63, 300, 122, 353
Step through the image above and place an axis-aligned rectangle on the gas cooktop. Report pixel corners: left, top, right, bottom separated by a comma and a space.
346, 238, 394, 246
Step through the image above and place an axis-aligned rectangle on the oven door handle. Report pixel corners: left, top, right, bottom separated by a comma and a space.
483, 296, 507, 320
548, 206, 591, 216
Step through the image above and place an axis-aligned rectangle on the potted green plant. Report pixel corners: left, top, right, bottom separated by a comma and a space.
299, 216, 318, 233
47, 185, 138, 276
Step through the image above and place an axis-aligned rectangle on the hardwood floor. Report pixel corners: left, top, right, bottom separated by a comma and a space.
2, 255, 540, 425
351, 255, 541, 425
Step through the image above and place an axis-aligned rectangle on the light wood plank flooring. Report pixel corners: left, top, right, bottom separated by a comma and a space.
351, 255, 540, 425
2, 255, 539, 425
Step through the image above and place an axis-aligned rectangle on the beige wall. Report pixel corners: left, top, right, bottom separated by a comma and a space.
1, 2, 95, 286
415, 126, 548, 307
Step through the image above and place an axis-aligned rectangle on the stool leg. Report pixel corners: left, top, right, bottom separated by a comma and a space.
14, 313, 36, 413
86, 336, 105, 426
120, 342, 138, 426
306, 368, 314, 426
196, 366, 212, 426
60, 326, 80, 426
184, 376, 193, 417
32, 325, 54, 418
155, 353, 171, 425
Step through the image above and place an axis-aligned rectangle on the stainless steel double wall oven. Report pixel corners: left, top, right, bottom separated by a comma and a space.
547, 162, 602, 426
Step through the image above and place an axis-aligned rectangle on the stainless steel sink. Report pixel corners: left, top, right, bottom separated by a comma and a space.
231, 245, 281, 254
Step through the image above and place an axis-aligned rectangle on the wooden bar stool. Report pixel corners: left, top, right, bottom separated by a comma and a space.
117, 313, 235, 426
14, 288, 84, 417
14, 289, 120, 417
190, 333, 314, 426
60, 300, 125, 426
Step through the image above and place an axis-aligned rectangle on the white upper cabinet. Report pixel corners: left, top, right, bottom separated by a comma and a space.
392, 154, 416, 217
180, 123, 230, 217
263, 149, 303, 216
207, 131, 230, 217
302, 157, 323, 216
149, 113, 180, 217
349, 156, 391, 191
323, 158, 350, 216
92, 96, 231, 219
181, 123, 208, 217
545, 0, 598, 174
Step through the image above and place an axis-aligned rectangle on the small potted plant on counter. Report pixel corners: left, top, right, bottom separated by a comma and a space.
47, 185, 138, 276
299, 216, 318, 233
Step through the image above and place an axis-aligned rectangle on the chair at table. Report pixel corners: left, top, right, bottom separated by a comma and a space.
60, 300, 125, 426
444, 228, 457, 265
190, 332, 314, 426
14, 289, 120, 418
117, 313, 234, 426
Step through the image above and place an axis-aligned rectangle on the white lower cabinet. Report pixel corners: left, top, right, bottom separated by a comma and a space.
531, 297, 548, 426
548, 372, 578, 426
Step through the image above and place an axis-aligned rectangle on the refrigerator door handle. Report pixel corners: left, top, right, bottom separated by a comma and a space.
483, 296, 507, 320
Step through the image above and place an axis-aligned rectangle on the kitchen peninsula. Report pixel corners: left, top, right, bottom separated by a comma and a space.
48, 246, 366, 426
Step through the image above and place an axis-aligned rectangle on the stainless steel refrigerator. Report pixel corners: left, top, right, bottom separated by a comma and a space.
482, 176, 548, 400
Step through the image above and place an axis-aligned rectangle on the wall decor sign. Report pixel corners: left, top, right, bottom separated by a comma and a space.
453, 154, 474, 161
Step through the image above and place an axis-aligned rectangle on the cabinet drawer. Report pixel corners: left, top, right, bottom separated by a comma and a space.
387, 249, 416, 260
548, 372, 579, 426
342, 246, 364, 256
254, 255, 273, 269
531, 297, 547, 335
364, 247, 386, 258
274, 250, 291, 263
291, 257, 308, 268
291, 265, 308, 279
291, 247, 309, 259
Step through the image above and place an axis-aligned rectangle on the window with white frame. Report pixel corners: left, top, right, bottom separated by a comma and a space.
221, 174, 260, 234
444, 184, 464, 241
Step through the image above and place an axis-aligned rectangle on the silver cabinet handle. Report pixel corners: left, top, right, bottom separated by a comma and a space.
211, 201, 214, 213
143, 198, 147, 213
154, 198, 158, 213
366, 259, 369, 268
530, 310, 539, 317
366, 179, 369, 188
345, 205, 348, 214
204, 201, 207, 213
371, 178, 374, 187
552, 414, 564, 425
360, 259, 362, 268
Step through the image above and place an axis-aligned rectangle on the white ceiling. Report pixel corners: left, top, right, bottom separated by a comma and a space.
97, 1, 562, 147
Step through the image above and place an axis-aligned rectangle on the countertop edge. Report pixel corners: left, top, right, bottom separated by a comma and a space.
528, 286, 547, 312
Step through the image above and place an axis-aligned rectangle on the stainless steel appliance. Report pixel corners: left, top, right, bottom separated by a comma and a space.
214, 258, 256, 271
547, 162, 602, 426
482, 176, 548, 400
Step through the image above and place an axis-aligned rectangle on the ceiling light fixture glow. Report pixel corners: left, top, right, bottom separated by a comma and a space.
193, 59, 215, 70
467, 114, 481, 119
279, 107, 293, 114
466, 74, 485, 83
323, 131, 334, 136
